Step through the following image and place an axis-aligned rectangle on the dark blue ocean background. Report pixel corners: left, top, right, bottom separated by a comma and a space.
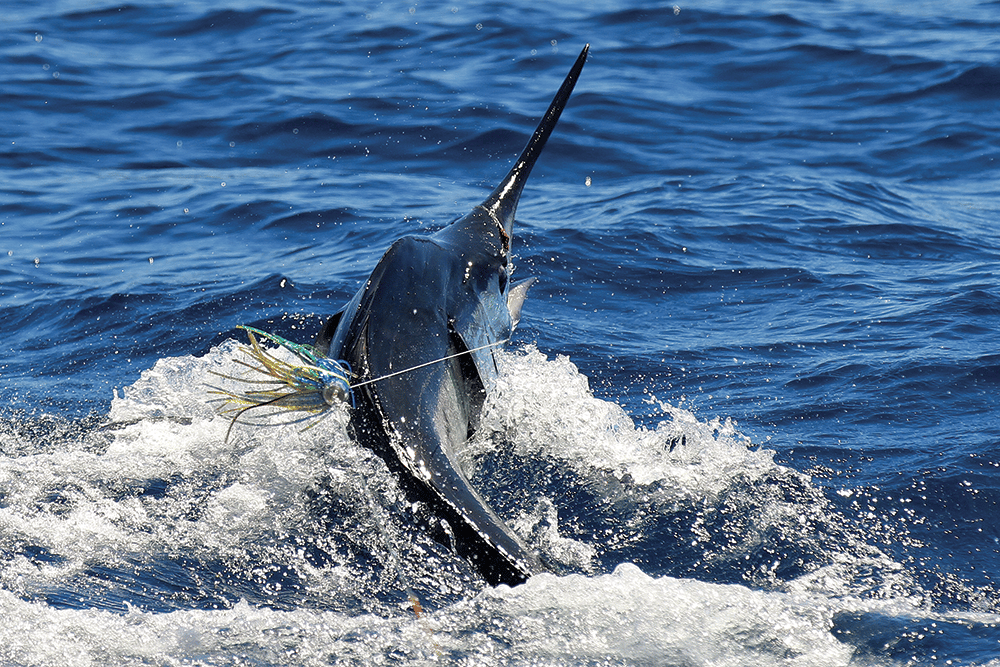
2, 1, 999, 664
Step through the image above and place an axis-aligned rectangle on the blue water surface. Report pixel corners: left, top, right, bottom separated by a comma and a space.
2, 1, 1000, 665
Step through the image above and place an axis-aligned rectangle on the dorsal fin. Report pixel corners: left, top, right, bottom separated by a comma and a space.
479, 44, 589, 241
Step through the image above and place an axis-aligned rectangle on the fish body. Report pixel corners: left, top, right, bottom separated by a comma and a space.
316, 46, 589, 586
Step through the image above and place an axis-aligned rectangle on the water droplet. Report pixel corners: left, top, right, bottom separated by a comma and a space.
35, 34, 42, 42
176, 140, 183, 147
585, 176, 592, 187
475, 23, 483, 30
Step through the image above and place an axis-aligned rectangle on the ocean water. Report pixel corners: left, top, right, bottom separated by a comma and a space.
2, 0, 999, 664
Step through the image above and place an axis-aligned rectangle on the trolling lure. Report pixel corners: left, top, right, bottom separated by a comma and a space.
209, 326, 353, 441
212, 325, 510, 443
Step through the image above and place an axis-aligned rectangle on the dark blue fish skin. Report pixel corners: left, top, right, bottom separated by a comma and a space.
316, 46, 589, 586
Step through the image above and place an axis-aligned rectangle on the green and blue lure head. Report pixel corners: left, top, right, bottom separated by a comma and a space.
210, 326, 353, 442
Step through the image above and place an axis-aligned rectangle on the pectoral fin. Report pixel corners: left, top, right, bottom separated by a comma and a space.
508, 277, 537, 328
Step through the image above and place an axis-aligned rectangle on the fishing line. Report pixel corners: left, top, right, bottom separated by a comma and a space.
350, 338, 510, 390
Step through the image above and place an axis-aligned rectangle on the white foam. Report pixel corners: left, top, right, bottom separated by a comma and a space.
483, 346, 778, 495
5, 563, 992, 666
3, 341, 993, 665
0, 340, 359, 588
